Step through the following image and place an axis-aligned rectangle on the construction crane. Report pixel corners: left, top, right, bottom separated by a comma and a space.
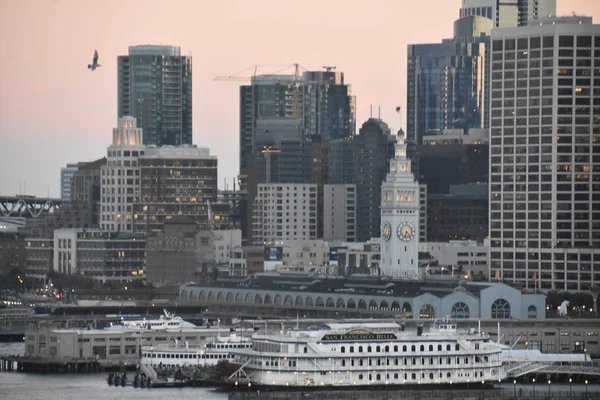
214, 63, 333, 120
322, 66, 336, 72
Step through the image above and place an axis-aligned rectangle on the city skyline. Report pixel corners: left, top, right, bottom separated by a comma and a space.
0, 0, 598, 198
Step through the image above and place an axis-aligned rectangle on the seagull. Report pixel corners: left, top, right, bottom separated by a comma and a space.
88, 50, 101, 71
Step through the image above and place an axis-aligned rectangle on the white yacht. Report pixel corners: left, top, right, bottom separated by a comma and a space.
230, 318, 505, 388
141, 334, 252, 368
105, 310, 197, 332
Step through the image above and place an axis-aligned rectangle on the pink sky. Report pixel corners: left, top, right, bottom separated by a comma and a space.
0, 0, 598, 197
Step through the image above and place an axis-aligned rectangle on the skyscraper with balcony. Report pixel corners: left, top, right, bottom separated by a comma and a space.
489, 16, 600, 292
118, 45, 192, 146
460, 0, 557, 27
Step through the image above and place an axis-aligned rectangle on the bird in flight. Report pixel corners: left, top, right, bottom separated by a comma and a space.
88, 50, 101, 71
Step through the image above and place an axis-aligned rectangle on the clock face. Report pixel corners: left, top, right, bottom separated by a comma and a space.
382, 222, 392, 241
397, 222, 415, 242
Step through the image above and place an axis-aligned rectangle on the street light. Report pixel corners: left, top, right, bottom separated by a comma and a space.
585, 380, 588, 397
547, 380, 551, 397
532, 378, 536, 397
569, 378, 572, 396
513, 379, 517, 397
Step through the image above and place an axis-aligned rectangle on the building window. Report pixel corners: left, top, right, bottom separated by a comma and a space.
451, 302, 470, 319
491, 298, 511, 319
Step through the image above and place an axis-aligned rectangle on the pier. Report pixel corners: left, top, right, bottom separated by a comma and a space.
0, 354, 137, 373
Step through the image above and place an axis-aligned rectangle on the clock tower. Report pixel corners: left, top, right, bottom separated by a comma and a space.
380, 129, 420, 279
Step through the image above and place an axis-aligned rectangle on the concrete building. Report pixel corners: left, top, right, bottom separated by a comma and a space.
460, 0, 557, 27
145, 215, 214, 286
20, 202, 95, 238
420, 240, 489, 280
380, 130, 421, 279
323, 184, 356, 242
52, 228, 145, 282
228, 245, 264, 277
418, 129, 489, 195
100, 117, 145, 233
118, 45, 192, 146
24, 237, 53, 279
337, 240, 382, 276
489, 16, 600, 291
60, 163, 79, 201
133, 145, 218, 233
212, 229, 242, 265
252, 183, 318, 244
407, 16, 491, 146
279, 240, 330, 268
70, 157, 106, 227
0, 232, 25, 278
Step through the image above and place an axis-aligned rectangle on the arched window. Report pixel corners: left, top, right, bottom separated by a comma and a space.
420, 345, 425, 351
428, 345, 433, 351
419, 304, 435, 319
438, 345, 442, 351
451, 302, 470, 319
491, 298, 511, 319
527, 305, 537, 319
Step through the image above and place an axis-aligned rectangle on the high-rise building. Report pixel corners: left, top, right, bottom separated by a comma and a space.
380, 130, 420, 279
60, 163, 79, 200
100, 117, 145, 233
407, 16, 492, 146
323, 184, 356, 242
118, 45, 192, 146
489, 16, 600, 291
353, 119, 397, 242
460, 0, 557, 27
252, 183, 318, 244
70, 157, 106, 226
238, 68, 355, 189
133, 145, 218, 233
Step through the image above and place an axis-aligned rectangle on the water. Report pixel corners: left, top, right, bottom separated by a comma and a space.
0, 373, 228, 400
0, 343, 227, 400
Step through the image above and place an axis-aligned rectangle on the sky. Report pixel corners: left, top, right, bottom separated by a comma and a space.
0, 0, 599, 198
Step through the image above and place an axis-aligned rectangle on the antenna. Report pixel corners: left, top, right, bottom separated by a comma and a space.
370, 105, 373, 118
378, 105, 381, 119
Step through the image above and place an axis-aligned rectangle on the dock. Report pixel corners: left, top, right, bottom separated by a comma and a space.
0, 354, 137, 373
